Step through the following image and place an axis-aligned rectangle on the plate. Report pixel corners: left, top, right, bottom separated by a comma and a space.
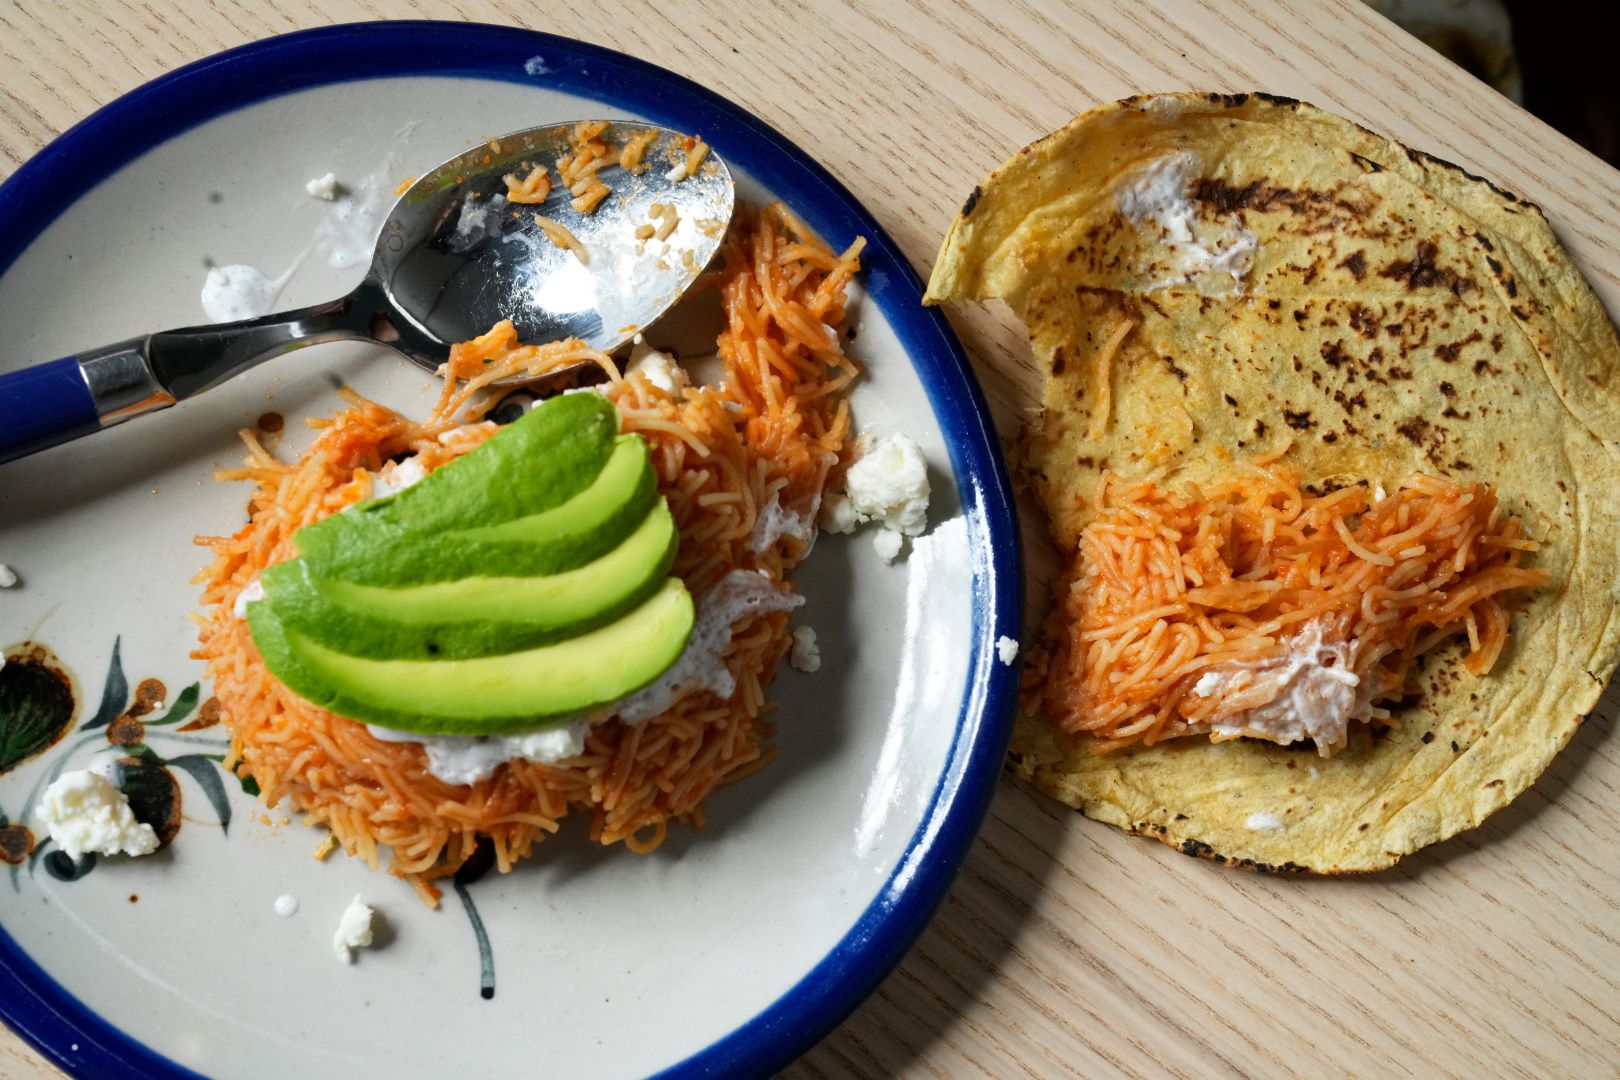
0, 22, 1019, 1079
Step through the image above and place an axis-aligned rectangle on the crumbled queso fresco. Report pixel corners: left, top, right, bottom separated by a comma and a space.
305, 172, 339, 201
332, 894, 375, 963
35, 770, 159, 860
820, 433, 931, 563
626, 336, 689, 396
871, 528, 902, 562
790, 626, 821, 672
996, 635, 1020, 666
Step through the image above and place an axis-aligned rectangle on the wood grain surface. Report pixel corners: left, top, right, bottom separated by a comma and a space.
4, 1, 1619, 1076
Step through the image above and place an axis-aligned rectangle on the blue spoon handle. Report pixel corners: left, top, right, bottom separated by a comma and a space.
0, 355, 103, 464
0, 293, 386, 467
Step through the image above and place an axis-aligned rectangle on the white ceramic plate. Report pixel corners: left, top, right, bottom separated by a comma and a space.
0, 23, 1019, 1079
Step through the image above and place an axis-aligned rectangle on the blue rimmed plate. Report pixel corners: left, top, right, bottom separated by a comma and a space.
0, 22, 1018, 1078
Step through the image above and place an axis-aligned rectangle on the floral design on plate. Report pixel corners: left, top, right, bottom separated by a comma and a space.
1, 637, 235, 884
1, 636, 504, 996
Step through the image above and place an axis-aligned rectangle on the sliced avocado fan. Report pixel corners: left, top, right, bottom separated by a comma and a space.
247, 394, 695, 736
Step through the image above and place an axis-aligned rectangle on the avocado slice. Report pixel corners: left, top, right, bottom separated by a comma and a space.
307, 433, 658, 585
262, 500, 678, 659
248, 577, 695, 735
295, 391, 622, 566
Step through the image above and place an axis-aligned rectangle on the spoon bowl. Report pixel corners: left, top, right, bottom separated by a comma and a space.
0, 121, 735, 464
382, 122, 733, 359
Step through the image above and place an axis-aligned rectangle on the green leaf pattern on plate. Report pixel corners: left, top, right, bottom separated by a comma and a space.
7, 639, 234, 889
78, 636, 128, 732
147, 683, 201, 728
6, 638, 498, 997
0, 650, 77, 773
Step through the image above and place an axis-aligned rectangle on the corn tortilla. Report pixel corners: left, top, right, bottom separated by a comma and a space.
926, 93, 1620, 871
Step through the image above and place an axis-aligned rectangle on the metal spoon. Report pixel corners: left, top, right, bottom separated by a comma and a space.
0, 121, 735, 464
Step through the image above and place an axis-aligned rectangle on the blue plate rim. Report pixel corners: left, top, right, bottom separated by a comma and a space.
0, 21, 1021, 1079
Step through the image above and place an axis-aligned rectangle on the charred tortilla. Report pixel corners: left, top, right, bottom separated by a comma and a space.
926, 93, 1620, 872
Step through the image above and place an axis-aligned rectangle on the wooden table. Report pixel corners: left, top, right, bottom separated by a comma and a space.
5, 1, 1619, 1075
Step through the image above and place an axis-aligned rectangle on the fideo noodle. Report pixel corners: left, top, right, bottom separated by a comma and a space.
1043, 461, 1547, 754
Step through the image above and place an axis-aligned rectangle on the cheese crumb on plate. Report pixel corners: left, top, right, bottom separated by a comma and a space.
332, 894, 375, 963
872, 528, 903, 563
305, 172, 339, 200
36, 771, 160, 860
790, 626, 821, 672
820, 433, 931, 563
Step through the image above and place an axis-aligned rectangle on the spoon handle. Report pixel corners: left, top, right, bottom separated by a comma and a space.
0, 354, 102, 464
0, 293, 380, 465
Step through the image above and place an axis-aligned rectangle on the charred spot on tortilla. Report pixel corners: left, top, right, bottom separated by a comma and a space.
1379, 240, 1478, 295
926, 92, 1620, 873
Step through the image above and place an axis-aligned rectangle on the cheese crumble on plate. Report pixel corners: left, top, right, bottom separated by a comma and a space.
36, 771, 159, 860
332, 894, 376, 963
790, 626, 821, 672
305, 172, 339, 200
820, 433, 931, 563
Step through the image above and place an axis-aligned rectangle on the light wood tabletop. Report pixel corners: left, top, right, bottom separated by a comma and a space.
5, 1, 1620, 1076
